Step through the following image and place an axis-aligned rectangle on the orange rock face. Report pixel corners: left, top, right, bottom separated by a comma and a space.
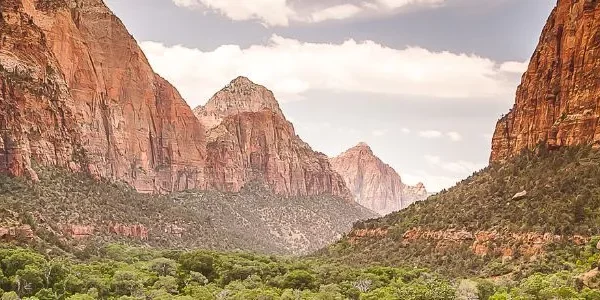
330, 143, 427, 215
197, 78, 353, 199
0, 0, 206, 193
491, 0, 600, 162
0, 2, 353, 201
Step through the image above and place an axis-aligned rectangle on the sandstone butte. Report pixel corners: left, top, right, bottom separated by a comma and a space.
0, 0, 353, 200
331, 142, 428, 215
491, 0, 600, 162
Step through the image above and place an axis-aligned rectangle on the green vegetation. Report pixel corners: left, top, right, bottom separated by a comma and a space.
0, 166, 374, 255
0, 244, 597, 299
325, 146, 600, 277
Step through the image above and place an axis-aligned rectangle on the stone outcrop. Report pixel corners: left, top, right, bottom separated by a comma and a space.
491, 0, 600, 162
196, 77, 353, 199
109, 223, 149, 240
330, 143, 427, 215
0, 0, 206, 193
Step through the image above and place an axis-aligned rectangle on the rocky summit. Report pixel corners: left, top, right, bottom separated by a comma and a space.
491, 0, 600, 162
196, 77, 353, 200
330, 142, 427, 215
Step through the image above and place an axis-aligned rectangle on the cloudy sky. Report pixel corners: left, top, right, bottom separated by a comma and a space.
105, 0, 555, 192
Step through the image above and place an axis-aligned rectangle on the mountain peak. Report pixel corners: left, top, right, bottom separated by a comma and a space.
229, 76, 255, 86
194, 76, 285, 130
331, 143, 427, 215
350, 142, 373, 154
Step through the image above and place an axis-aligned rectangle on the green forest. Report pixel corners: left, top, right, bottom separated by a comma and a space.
0, 243, 599, 300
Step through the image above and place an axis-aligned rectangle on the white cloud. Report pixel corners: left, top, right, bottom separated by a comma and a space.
499, 60, 530, 74
446, 131, 463, 142
141, 36, 525, 107
419, 130, 443, 138
401, 128, 411, 134
310, 4, 363, 23
424, 154, 486, 174
172, 0, 294, 26
172, 0, 449, 27
377, 0, 445, 9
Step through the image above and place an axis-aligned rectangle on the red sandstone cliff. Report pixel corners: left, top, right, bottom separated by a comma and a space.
196, 77, 353, 199
0, 1, 354, 200
0, 0, 206, 192
491, 0, 600, 162
330, 143, 427, 215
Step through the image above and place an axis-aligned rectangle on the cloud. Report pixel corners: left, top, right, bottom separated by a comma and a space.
310, 4, 362, 23
401, 128, 411, 134
499, 60, 530, 74
419, 130, 443, 139
172, 0, 294, 26
424, 154, 486, 174
141, 36, 525, 107
172, 0, 448, 27
377, 0, 445, 9
446, 131, 463, 142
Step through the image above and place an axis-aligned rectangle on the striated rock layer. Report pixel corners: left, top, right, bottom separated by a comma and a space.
491, 0, 600, 162
196, 77, 353, 200
330, 143, 427, 215
0, 0, 206, 193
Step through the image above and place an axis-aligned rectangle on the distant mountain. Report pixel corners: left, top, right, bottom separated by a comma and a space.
194, 77, 354, 200
330, 143, 427, 215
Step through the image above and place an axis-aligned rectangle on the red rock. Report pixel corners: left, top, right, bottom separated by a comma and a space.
63, 224, 95, 239
0, 225, 34, 242
198, 78, 353, 199
491, 0, 600, 161
109, 223, 149, 240
0, 0, 206, 193
330, 143, 427, 215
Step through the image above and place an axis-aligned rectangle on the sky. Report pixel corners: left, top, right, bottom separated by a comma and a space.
105, 0, 555, 192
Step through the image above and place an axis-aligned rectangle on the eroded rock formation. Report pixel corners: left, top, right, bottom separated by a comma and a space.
330, 143, 427, 215
196, 77, 353, 199
491, 0, 600, 161
0, 0, 206, 193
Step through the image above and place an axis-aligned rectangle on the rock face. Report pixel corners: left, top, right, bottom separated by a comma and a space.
330, 143, 427, 215
0, 0, 206, 193
491, 0, 600, 162
195, 77, 353, 200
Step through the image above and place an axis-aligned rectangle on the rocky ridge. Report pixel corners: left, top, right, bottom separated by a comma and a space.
195, 77, 353, 200
491, 0, 600, 161
330, 142, 427, 215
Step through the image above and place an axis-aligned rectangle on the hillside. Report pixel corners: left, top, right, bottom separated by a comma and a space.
0, 166, 376, 255
324, 146, 600, 277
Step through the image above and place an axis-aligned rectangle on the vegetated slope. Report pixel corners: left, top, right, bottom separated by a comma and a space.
324, 146, 600, 277
0, 167, 376, 255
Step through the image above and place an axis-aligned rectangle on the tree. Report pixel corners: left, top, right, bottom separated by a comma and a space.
282, 270, 316, 290
111, 270, 144, 297
149, 258, 177, 277
178, 252, 217, 281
